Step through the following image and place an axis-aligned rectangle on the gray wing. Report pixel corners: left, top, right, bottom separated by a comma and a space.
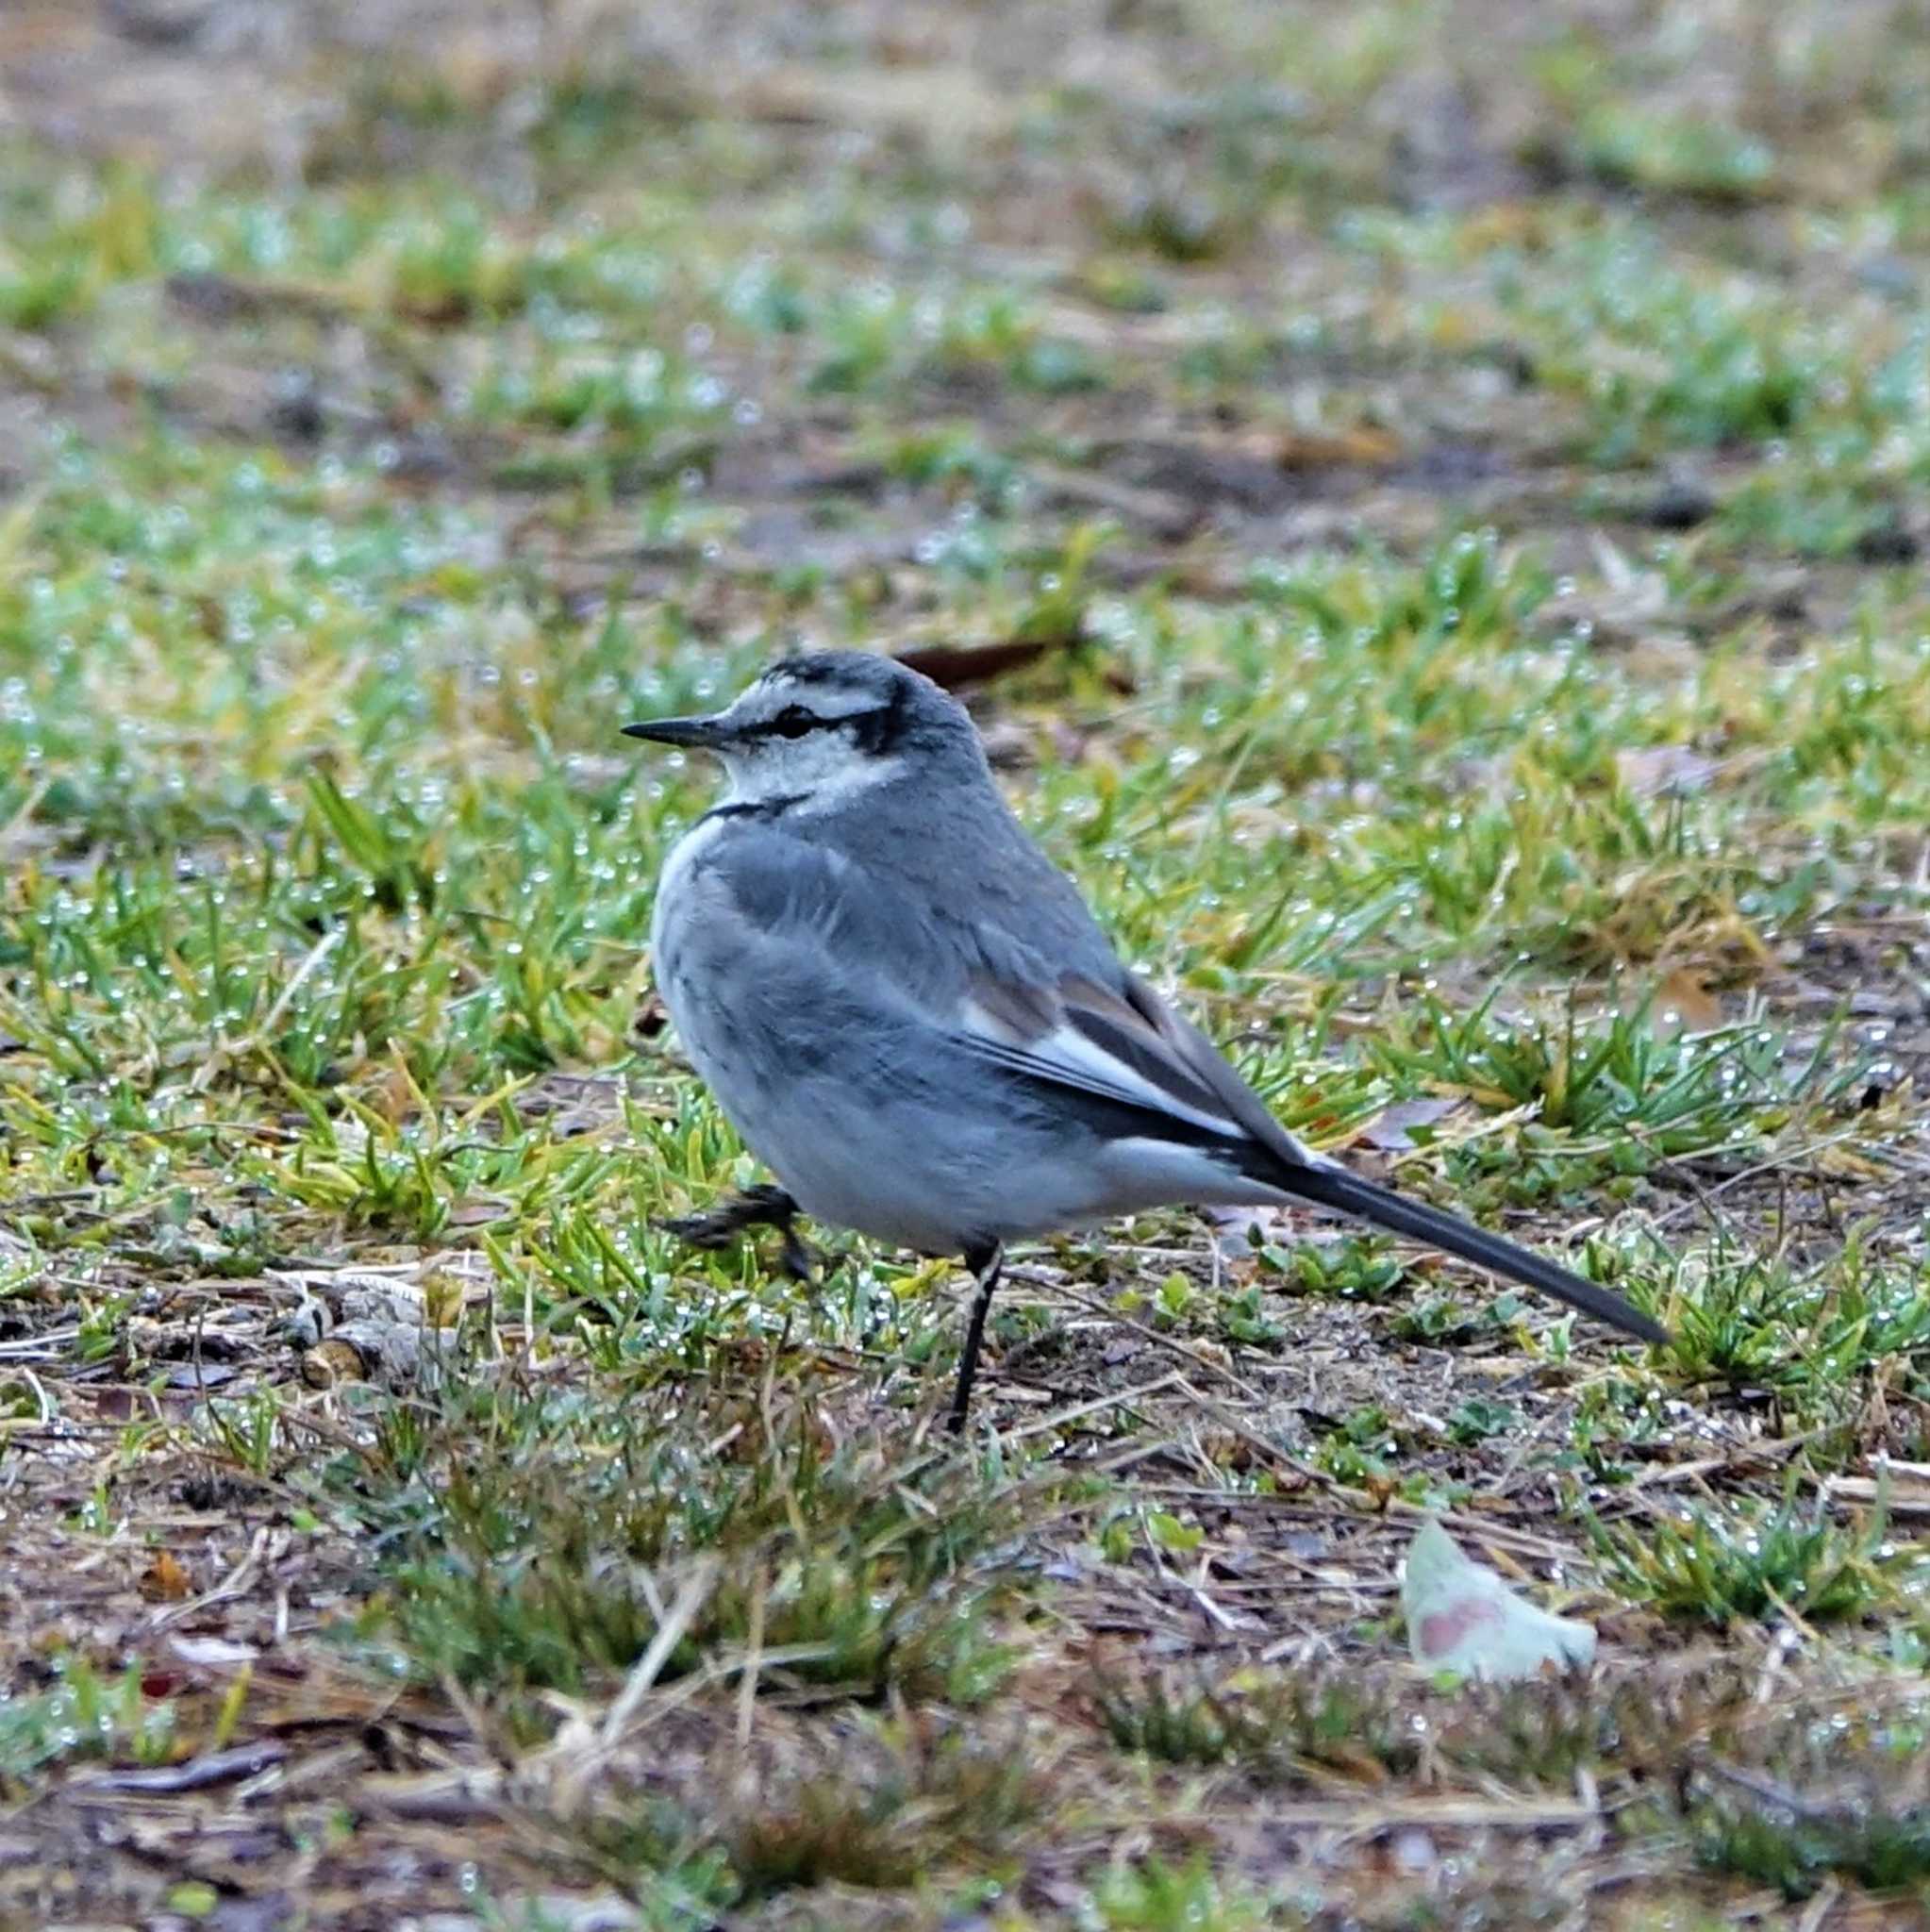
690, 800, 1304, 1161
958, 962, 1318, 1163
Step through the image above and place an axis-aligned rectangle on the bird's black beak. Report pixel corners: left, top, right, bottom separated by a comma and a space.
622, 714, 731, 749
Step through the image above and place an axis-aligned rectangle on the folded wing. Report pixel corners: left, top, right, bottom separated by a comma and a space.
956, 964, 1670, 1347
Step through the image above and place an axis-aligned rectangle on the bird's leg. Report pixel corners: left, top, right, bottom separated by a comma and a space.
657, 1184, 819, 1282
946, 1239, 1005, 1434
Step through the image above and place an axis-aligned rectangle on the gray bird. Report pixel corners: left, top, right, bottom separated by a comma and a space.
626, 652, 1668, 1430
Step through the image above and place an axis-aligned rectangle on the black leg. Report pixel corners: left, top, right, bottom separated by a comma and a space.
946, 1239, 1004, 1434
774, 1222, 817, 1284
657, 1185, 819, 1281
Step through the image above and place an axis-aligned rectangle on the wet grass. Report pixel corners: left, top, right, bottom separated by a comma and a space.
4, 2, 1930, 1925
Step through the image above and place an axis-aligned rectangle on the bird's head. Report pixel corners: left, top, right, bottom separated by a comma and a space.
624, 651, 979, 807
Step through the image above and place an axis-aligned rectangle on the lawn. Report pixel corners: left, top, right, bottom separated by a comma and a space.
4, 2, 1930, 1926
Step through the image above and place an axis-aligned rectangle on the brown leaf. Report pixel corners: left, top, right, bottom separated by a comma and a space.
141, 1550, 193, 1602
1636, 970, 1723, 1038
1274, 425, 1401, 470
893, 638, 1060, 691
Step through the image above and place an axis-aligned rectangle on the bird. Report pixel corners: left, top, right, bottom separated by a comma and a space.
625, 651, 1669, 1430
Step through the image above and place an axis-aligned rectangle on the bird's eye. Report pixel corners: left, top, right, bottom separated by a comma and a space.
771, 706, 816, 739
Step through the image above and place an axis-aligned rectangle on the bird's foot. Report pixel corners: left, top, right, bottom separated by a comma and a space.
657, 1185, 820, 1281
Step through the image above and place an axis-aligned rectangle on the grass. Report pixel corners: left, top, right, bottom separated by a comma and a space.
3, 1, 1930, 1925
359, 1380, 1026, 1709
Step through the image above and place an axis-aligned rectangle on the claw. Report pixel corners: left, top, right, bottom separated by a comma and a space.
657, 1208, 744, 1249
657, 1186, 817, 1279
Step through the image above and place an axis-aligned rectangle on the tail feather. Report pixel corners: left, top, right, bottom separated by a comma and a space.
1273, 1159, 1670, 1346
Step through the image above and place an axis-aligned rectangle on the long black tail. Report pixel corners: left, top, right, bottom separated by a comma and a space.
1274, 1159, 1670, 1345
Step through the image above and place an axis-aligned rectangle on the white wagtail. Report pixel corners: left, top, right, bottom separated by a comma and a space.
626, 652, 1669, 1429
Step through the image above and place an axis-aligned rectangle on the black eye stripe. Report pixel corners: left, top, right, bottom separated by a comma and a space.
740, 700, 896, 742
737, 704, 819, 740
